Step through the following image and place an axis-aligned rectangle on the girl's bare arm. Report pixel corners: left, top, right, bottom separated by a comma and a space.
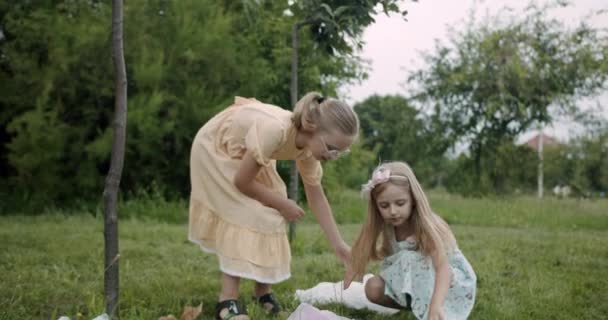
303, 183, 350, 262
429, 249, 451, 318
234, 151, 303, 221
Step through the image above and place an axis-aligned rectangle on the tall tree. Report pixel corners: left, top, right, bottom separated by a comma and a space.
410, 1, 608, 192
355, 94, 450, 186
0, 0, 398, 209
286, 0, 414, 240
103, 0, 127, 317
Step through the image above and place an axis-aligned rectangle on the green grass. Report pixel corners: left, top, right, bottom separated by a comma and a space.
1, 191, 607, 319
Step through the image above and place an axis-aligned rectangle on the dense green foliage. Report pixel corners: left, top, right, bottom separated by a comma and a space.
1, 0, 607, 211
355, 94, 452, 187
0, 0, 370, 207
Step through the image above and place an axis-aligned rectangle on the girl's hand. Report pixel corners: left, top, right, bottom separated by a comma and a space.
334, 241, 356, 289
334, 241, 351, 266
428, 305, 446, 320
278, 199, 305, 222
342, 263, 356, 290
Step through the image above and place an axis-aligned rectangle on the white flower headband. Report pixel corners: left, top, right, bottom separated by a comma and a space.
360, 167, 408, 199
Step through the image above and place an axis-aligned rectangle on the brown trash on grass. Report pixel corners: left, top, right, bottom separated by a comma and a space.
159, 303, 203, 320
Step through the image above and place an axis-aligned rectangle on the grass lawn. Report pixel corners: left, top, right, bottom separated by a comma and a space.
1, 191, 607, 319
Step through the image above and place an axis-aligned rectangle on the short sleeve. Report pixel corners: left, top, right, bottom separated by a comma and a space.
234, 96, 260, 105
245, 119, 286, 167
296, 156, 323, 186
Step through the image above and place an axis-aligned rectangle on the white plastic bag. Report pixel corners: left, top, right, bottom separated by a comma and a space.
294, 274, 399, 315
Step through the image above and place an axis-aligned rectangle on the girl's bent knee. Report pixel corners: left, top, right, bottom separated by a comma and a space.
364, 276, 385, 303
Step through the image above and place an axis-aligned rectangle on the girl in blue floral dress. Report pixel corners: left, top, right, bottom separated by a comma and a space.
344, 162, 476, 320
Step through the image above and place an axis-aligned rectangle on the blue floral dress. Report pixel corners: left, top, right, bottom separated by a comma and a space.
379, 228, 477, 320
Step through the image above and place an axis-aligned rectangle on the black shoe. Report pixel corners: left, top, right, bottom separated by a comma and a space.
254, 293, 282, 315
215, 299, 248, 320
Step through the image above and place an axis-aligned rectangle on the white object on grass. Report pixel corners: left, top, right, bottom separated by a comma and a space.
92, 314, 110, 320
287, 303, 352, 320
57, 317, 71, 320
294, 274, 400, 315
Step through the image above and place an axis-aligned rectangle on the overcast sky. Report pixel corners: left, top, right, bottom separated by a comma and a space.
339, 0, 608, 143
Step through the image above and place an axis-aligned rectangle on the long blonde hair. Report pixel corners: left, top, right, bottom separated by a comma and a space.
350, 161, 457, 279
291, 91, 358, 136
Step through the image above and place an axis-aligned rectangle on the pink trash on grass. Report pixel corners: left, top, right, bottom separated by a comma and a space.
287, 303, 352, 320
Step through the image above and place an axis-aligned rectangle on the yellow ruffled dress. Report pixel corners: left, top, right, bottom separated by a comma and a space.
188, 97, 323, 283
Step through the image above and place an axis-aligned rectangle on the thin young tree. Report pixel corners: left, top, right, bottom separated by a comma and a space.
289, 21, 301, 242
288, 0, 412, 241
103, 0, 127, 317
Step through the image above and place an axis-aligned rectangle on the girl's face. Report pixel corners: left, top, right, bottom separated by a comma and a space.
375, 183, 414, 226
310, 130, 354, 161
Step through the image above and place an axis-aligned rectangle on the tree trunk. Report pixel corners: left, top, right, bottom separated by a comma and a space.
537, 129, 544, 198
474, 140, 482, 187
103, 0, 127, 318
288, 22, 300, 242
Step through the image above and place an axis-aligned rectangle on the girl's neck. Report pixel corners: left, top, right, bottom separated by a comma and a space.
393, 220, 415, 242
294, 128, 311, 150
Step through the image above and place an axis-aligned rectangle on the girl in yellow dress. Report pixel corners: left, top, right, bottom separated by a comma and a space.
188, 92, 359, 320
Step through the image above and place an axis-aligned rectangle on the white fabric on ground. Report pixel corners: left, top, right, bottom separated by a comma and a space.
294, 274, 400, 315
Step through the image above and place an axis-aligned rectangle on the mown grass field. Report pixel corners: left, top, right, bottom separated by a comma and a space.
1, 190, 607, 319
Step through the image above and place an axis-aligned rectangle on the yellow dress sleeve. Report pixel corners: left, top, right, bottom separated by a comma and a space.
296, 156, 323, 186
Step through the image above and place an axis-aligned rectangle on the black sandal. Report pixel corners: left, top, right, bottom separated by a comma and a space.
215, 299, 248, 320
254, 293, 282, 315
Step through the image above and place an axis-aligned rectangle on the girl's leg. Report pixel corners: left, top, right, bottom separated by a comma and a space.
365, 276, 407, 309
217, 273, 249, 320
220, 272, 241, 301
254, 281, 282, 313
254, 281, 272, 297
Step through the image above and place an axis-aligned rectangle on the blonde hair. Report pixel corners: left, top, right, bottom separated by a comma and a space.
291, 91, 359, 136
350, 161, 457, 280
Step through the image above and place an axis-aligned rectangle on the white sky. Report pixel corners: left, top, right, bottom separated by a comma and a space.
340, 0, 608, 143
